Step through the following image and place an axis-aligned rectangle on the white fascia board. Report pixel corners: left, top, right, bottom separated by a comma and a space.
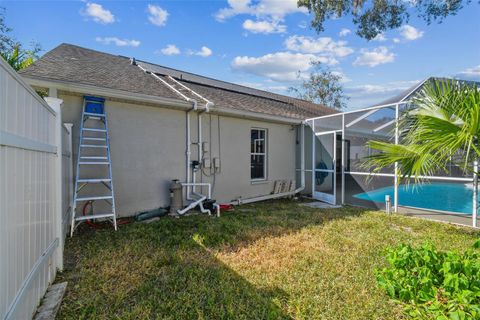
21, 76, 193, 111
211, 106, 303, 125
22, 76, 304, 125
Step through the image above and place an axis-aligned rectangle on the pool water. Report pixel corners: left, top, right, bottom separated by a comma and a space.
353, 182, 476, 214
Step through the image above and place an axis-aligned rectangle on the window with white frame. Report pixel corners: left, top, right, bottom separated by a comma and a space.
251, 128, 267, 180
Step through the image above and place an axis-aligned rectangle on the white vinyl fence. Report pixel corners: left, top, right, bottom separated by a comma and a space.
0, 58, 73, 320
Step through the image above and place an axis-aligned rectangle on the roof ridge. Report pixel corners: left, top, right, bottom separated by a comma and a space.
53, 43, 329, 109
20, 43, 337, 119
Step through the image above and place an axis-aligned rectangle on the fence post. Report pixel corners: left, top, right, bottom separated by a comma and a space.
44, 97, 64, 271
64, 123, 74, 231
473, 161, 478, 228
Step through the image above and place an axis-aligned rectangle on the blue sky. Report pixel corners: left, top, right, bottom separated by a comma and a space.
2, 0, 480, 109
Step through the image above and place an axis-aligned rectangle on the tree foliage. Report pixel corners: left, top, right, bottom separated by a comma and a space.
363, 79, 480, 181
298, 0, 472, 40
289, 62, 349, 110
0, 7, 40, 71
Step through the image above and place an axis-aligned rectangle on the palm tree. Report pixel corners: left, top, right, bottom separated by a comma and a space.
364, 79, 480, 181
1, 43, 37, 71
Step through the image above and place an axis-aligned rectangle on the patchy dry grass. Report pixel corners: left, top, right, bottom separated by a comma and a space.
57, 200, 479, 319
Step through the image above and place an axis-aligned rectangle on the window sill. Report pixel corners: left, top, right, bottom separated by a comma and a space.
251, 179, 269, 185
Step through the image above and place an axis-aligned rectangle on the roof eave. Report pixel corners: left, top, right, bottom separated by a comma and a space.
211, 106, 303, 125
22, 75, 304, 124
21, 75, 193, 111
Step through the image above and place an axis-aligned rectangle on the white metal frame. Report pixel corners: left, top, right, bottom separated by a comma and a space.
307, 99, 479, 227
312, 129, 338, 204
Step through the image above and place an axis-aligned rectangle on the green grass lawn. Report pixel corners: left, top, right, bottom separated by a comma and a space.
57, 200, 479, 319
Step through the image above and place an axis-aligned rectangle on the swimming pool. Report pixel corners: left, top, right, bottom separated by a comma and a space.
353, 182, 476, 214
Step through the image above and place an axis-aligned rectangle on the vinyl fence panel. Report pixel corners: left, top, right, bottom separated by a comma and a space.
0, 58, 68, 320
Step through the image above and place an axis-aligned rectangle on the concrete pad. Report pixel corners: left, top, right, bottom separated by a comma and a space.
34, 282, 67, 320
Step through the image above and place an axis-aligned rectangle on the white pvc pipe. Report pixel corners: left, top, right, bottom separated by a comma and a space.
198, 112, 202, 193
177, 194, 207, 215
177, 183, 213, 215
186, 110, 192, 200
192, 191, 211, 215
213, 203, 220, 217
182, 183, 211, 198
233, 190, 298, 205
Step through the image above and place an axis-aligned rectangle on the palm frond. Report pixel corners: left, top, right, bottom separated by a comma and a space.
364, 79, 480, 181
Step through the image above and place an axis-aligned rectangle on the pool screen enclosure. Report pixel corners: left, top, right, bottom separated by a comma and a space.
305, 87, 479, 228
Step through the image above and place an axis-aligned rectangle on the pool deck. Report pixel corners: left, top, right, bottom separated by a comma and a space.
398, 206, 478, 228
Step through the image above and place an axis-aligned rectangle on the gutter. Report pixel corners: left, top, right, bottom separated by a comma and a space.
21, 76, 192, 111
21, 76, 306, 125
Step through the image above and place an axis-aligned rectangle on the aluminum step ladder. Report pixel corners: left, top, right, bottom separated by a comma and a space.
70, 96, 117, 236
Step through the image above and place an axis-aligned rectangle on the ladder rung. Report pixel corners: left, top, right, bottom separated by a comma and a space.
79, 162, 110, 165
77, 178, 111, 183
80, 144, 108, 148
80, 156, 108, 160
76, 195, 113, 201
84, 112, 106, 117
83, 128, 106, 132
82, 137, 106, 141
75, 213, 115, 221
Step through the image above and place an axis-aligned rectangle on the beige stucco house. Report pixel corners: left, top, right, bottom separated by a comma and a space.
20, 43, 334, 217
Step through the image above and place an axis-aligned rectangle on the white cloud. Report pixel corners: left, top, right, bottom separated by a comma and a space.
399, 25, 424, 41
189, 46, 213, 57
331, 70, 351, 83
353, 46, 395, 67
456, 65, 480, 81
236, 81, 288, 93
393, 38, 401, 43
372, 33, 387, 42
339, 28, 351, 37
95, 37, 140, 47
82, 2, 115, 24
147, 4, 168, 26
285, 35, 354, 57
232, 52, 321, 82
215, 0, 306, 21
158, 44, 180, 56
347, 81, 417, 96
345, 80, 419, 109
242, 19, 286, 34
298, 20, 308, 29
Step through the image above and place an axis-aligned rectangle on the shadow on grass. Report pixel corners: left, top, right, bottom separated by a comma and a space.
58, 199, 368, 319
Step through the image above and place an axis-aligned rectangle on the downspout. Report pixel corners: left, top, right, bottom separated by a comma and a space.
186, 100, 198, 201
195, 101, 214, 197
232, 122, 305, 205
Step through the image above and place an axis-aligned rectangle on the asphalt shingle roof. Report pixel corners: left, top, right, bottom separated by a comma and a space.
20, 43, 336, 120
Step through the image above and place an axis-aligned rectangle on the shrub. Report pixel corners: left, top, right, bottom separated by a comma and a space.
376, 241, 480, 319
